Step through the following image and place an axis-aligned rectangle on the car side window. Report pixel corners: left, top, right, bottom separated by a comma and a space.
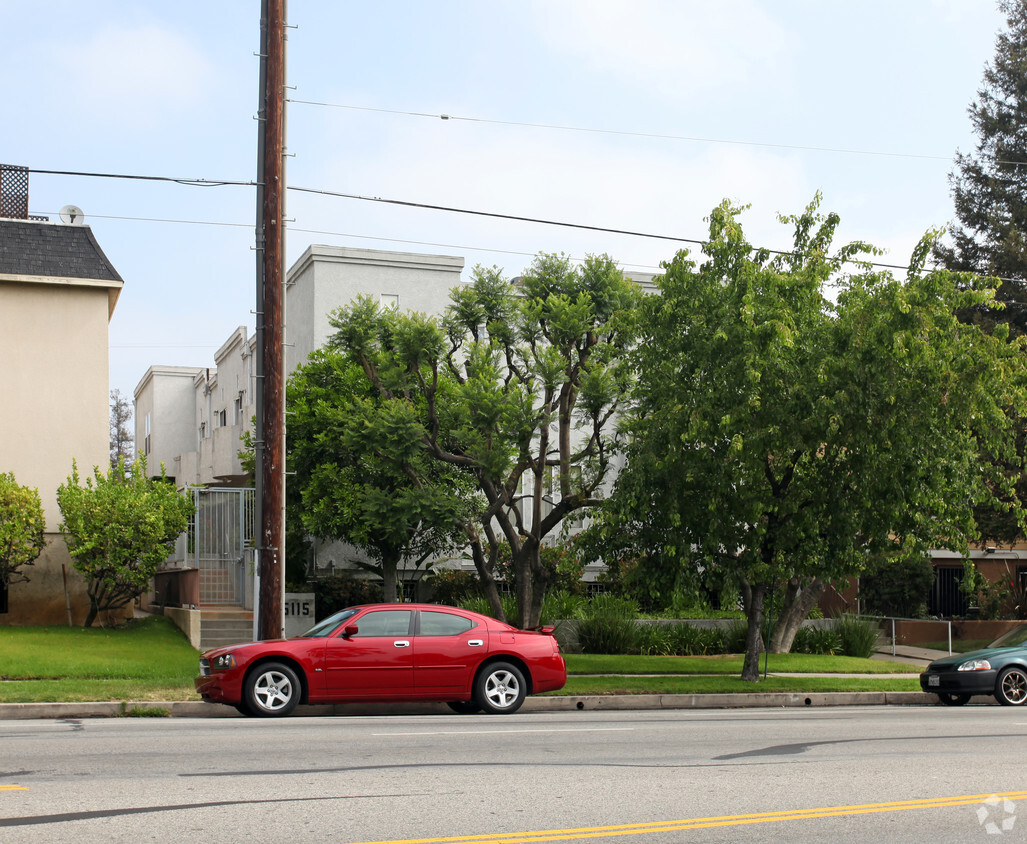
419, 611, 477, 636
351, 610, 412, 637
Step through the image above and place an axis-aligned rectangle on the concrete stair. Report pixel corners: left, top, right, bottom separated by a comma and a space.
200, 608, 254, 650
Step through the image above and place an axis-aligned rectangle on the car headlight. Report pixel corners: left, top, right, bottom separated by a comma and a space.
213, 654, 236, 670
957, 659, 992, 671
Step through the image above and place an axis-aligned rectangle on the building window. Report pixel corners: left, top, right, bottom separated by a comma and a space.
381, 294, 399, 310
200, 422, 207, 439
234, 394, 244, 425
144, 412, 152, 456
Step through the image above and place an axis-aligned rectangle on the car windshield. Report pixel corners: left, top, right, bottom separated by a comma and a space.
300, 608, 360, 638
988, 625, 1027, 649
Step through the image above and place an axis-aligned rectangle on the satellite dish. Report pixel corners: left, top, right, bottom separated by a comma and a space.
59, 205, 85, 225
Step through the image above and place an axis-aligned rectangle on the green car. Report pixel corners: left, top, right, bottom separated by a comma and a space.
920, 624, 1027, 706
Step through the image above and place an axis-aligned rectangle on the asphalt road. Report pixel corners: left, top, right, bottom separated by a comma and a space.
1, 705, 1025, 843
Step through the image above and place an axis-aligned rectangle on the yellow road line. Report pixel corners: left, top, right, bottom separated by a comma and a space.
345, 790, 1027, 844
0, 785, 28, 792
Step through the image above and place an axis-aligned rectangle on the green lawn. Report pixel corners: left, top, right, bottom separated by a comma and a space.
0, 616, 200, 702
564, 653, 915, 676
0, 617, 921, 704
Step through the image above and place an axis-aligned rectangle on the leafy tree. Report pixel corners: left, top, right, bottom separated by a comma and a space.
328, 253, 642, 626
934, 0, 1027, 333
0, 472, 46, 588
603, 196, 1027, 681
934, 1, 1027, 543
288, 348, 477, 601
859, 551, 935, 618
109, 389, 134, 467
57, 459, 191, 627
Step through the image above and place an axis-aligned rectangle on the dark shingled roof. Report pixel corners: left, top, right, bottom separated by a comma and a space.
0, 218, 123, 282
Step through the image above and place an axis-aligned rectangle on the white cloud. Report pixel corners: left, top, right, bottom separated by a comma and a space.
523, 0, 796, 104
53, 23, 213, 127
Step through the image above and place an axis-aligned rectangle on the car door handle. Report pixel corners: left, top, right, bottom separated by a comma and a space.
468, 640, 484, 647
394, 640, 410, 648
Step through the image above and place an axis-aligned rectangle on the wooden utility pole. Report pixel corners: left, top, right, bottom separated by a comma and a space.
256, 0, 285, 640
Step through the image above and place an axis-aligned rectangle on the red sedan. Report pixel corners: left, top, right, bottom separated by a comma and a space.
195, 603, 567, 716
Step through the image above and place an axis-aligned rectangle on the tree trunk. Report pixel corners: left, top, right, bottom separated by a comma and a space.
769, 577, 826, 653
513, 539, 544, 628
382, 551, 399, 602
467, 527, 505, 621
740, 580, 768, 682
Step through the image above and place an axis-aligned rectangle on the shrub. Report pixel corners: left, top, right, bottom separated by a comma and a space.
836, 615, 881, 658
427, 568, 481, 605
540, 589, 587, 624
667, 623, 726, 656
0, 472, 46, 588
723, 619, 752, 654
635, 624, 674, 655
791, 625, 839, 655
312, 574, 383, 620
860, 553, 934, 618
584, 593, 639, 619
577, 616, 639, 654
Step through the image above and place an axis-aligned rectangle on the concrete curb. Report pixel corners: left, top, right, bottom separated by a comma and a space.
0, 691, 946, 720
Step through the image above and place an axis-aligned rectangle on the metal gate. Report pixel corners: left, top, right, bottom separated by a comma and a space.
185, 488, 255, 606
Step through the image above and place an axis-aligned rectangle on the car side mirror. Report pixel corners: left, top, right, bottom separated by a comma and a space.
342, 625, 359, 639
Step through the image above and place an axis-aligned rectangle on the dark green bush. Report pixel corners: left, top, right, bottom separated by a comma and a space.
311, 574, 383, 620
427, 569, 482, 605
577, 616, 639, 654
836, 615, 881, 658
667, 623, 725, 656
860, 553, 934, 618
791, 625, 840, 655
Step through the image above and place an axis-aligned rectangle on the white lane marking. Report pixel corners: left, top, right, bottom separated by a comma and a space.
373, 727, 635, 736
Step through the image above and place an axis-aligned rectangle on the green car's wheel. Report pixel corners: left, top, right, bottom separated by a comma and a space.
996, 666, 1027, 706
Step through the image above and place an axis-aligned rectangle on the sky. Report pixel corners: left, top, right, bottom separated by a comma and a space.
1, 0, 1010, 404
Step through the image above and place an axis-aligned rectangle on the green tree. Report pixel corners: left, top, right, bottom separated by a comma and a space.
933, 0, 1027, 333
328, 253, 642, 626
57, 459, 191, 627
109, 388, 134, 467
604, 196, 1027, 681
934, 1, 1027, 543
0, 472, 46, 588
288, 347, 478, 601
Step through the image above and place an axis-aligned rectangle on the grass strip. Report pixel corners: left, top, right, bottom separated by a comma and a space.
564, 653, 916, 676
553, 675, 921, 696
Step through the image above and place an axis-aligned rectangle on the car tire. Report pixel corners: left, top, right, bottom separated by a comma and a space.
937, 692, 971, 706
244, 662, 301, 717
474, 661, 526, 714
234, 702, 254, 717
995, 666, 1027, 706
447, 701, 482, 714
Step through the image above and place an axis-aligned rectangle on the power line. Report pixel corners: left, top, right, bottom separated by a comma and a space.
29, 167, 255, 188
287, 183, 916, 271
24, 165, 960, 276
287, 99, 960, 165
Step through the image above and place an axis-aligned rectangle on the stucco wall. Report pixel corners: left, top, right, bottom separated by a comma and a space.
0, 280, 112, 528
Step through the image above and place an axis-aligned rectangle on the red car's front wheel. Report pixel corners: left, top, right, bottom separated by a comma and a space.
245, 662, 301, 717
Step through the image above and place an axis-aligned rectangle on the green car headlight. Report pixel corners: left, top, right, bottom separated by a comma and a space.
957, 658, 991, 671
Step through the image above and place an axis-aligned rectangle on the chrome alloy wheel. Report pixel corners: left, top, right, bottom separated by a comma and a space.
253, 668, 296, 713
484, 668, 521, 710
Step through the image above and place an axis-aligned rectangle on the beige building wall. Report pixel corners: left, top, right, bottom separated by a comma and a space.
0, 275, 122, 625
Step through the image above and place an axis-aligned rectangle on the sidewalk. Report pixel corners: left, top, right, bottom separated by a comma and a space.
0, 646, 950, 720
